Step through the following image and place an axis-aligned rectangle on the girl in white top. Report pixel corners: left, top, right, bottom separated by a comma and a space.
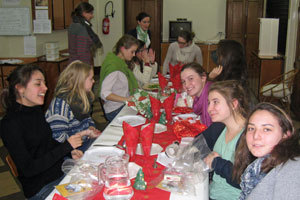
131, 40, 157, 87
163, 30, 203, 75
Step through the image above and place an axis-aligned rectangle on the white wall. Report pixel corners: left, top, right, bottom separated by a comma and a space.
162, 0, 226, 43
90, 0, 124, 66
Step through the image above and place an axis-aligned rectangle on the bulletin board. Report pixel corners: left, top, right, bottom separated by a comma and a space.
0, 8, 31, 35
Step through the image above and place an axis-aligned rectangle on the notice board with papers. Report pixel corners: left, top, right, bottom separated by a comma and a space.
0, 7, 31, 35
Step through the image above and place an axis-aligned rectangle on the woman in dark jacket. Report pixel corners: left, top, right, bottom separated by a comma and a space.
128, 12, 151, 48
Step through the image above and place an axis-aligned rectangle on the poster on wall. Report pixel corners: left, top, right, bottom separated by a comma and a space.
35, 0, 48, 9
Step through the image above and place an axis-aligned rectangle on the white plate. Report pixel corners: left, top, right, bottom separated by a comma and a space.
141, 123, 167, 134
135, 143, 163, 156
81, 147, 124, 165
115, 115, 146, 127
173, 113, 199, 121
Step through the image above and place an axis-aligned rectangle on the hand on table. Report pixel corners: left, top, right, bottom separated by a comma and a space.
71, 149, 83, 160
204, 151, 220, 169
88, 126, 101, 138
67, 134, 83, 149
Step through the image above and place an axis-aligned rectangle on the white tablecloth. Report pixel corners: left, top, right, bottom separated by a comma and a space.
45, 105, 208, 200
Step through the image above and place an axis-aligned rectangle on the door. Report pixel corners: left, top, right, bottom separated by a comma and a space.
244, 0, 264, 64
226, 0, 263, 64
125, 0, 162, 66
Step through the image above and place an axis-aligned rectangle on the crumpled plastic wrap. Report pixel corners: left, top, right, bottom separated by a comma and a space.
159, 135, 211, 196
58, 159, 103, 200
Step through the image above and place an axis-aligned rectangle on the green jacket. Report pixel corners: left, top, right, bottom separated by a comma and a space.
99, 52, 138, 97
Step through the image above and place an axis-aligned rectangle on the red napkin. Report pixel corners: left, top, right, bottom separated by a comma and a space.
122, 121, 139, 160
140, 122, 155, 157
158, 72, 168, 91
149, 95, 161, 123
162, 93, 175, 124
170, 73, 182, 92
169, 63, 184, 79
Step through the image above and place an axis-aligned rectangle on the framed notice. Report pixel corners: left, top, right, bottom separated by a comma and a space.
0, 8, 31, 35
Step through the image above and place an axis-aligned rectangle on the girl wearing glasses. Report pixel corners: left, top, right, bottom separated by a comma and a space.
163, 30, 203, 75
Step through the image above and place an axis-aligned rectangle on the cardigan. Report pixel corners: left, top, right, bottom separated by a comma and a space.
133, 62, 157, 87
68, 22, 93, 65
246, 158, 300, 200
0, 102, 73, 198
45, 97, 96, 152
193, 122, 241, 188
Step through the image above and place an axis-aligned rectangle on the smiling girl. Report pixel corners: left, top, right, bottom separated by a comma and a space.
180, 62, 212, 126
128, 12, 151, 48
0, 65, 84, 199
46, 60, 101, 152
193, 80, 250, 200
233, 102, 300, 200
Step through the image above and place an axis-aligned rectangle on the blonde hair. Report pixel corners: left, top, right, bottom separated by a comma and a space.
55, 60, 94, 113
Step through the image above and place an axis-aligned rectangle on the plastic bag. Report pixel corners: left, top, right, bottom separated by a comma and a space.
58, 159, 103, 200
159, 136, 211, 196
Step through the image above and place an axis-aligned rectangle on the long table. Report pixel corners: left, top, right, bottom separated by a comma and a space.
46, 105, 208, 200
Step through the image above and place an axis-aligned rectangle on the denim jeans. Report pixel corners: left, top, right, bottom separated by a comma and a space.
105, 105, 124, 122
28, 176, 64, 200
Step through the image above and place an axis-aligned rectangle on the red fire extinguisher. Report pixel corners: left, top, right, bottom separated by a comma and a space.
102, 17, 110, 34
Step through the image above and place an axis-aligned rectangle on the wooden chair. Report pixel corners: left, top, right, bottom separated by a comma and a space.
5, 154, 18, 177
260, 68, 299, 114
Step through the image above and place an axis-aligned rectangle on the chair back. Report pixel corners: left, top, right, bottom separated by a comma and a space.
98, 97, 108, 122
6, 154, 18, 177
260, 68, 299, 99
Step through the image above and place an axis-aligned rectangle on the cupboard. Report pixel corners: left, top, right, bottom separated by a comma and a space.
32, 0, 88, 30
248, 51, 284, 99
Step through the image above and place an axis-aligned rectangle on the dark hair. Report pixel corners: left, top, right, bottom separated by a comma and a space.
215, 39, 248, 88
113, 34, 139, 55
181, 62, 207, 78
0, 65, 45, 110
71, 2, 94, 18
130, 40, 146, 72
209, 80, 249, 119
233, 102, 300, 183
178, 30, 195, 43
136, 12, 150, 21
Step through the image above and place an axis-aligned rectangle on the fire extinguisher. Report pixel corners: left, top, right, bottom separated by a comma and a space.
102, 17, 110, 34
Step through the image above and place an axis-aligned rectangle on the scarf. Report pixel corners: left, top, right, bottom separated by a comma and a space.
99, 52, 138, 96
136, 25, 148, 44
72, 16, 103, 50
239, 155, 268, 200
57, 93, 93, 122
176, 42, 195, 63
192, 81, 212, 127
